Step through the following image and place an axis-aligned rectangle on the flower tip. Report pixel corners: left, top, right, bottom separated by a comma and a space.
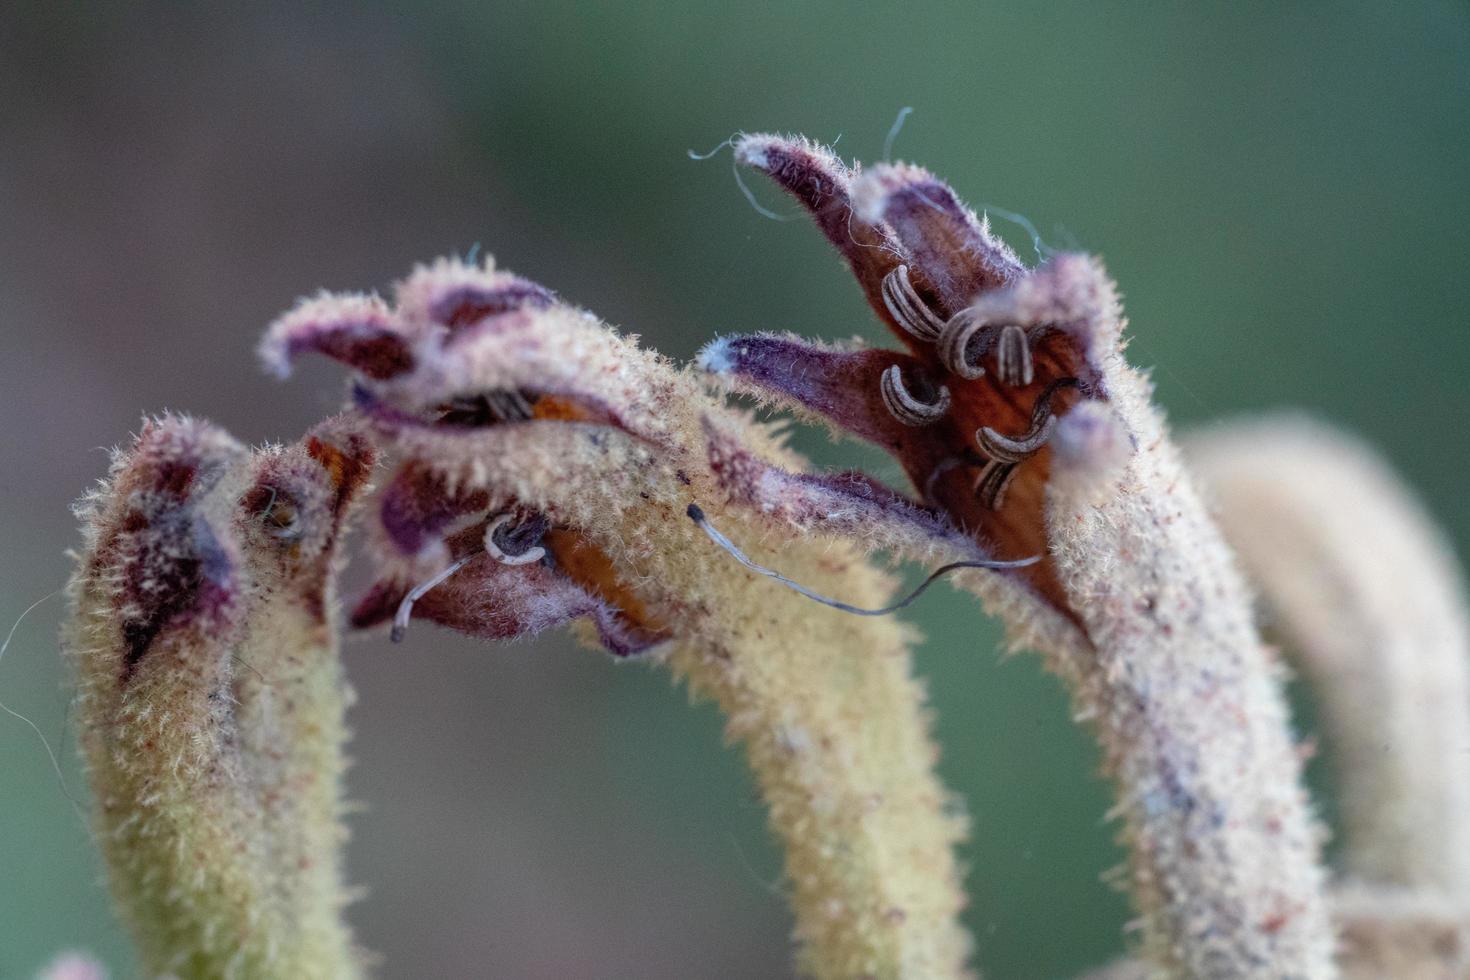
302, 415, 377, 514
695, 336, 737, 374
393, 254, 556, 331
732, 132, 779, 170
257, 335, 294, 380
730, 133, 852, 212
124, 414, 246, 496
849, 162, 904, 225
850, 160, 948, 225
259, 292, 413, 381
849, 169, 886, 226
1050, 399, 1130, 489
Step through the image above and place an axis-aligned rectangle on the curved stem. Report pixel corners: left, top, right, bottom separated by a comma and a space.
1035, 392, 1335, 977
457, 420, 975, 979
1187, 416, 1470, 897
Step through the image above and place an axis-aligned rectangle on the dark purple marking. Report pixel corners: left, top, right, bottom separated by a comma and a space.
430, 280, 556, 332
706, 334, 916, 448
118, 511, 235, 678
287, 328, 415, 380
378, 464, 490, 556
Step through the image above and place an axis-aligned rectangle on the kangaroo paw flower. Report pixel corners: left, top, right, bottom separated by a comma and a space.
1188, 416, 1470, 899
65, 415, 374, 979
716, 134, 1335, 978
268, 255, 979, 978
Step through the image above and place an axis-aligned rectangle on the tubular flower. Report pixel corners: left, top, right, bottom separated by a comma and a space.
262, 258, 672, 655
698, 134, 1336, 978
700, 135, 1107, 626
65, 415, 374, 979
263, 256, 987, 978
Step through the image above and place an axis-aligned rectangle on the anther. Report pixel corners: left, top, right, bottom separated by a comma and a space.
975, 376, 1079, 464
438, 390, 535, 426
880, 364, 951, 426
973, 460, 1020, 510
978, 413, 1058, 464
880, 265, 946, 342
484, 512, 547, 566
995, 324, 1034, 387
936, 308, 990, 380
486, 390, 535, 423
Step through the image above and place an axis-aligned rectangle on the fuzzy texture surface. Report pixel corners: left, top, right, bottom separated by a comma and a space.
265, 256, 976, 979
64, 415, 373, 979
1080, 887, 1470, 980
706, 134, 1336, 978
1044, 344, 1331, 977
1188, 417, 1470, 899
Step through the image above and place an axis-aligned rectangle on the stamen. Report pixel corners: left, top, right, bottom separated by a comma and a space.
486, 391, 535, 422
438, 390, 535, 426
995, 324, 1034, 387
975, 377, 1080, 463
978, 413, 1058, 463
687, 504, 1037, 616
936, 308, 990, 380
483, 512, 547, 566
880, 364, 951, 426
391, 555, 473, 642
880, 265, 946, 342
973, 460, 1020, 510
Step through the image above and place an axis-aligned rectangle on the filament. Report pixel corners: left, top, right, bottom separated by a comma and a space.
687, 504, 1037, 617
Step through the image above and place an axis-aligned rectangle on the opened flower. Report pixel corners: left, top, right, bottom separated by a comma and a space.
695, 135, 1336, 978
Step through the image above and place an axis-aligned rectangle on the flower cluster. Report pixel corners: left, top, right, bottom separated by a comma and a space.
701, 135, 1124, 618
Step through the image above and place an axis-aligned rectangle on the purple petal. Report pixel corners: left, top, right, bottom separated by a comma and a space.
699, 333, 919, 449
260, 293, 415, 380
734, 135, 912, 337
394, 257, 555, 337
377, 462, 490, 556
350, 556, 662, 657
701, 415, 988, 563
853, 162, 1024, 313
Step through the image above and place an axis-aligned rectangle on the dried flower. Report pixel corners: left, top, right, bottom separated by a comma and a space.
699, 134, 1336, 977
264, 257, 977, 977
65, 415, 373, 979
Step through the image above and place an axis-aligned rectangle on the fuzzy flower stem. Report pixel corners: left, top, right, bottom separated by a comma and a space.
668, 499, 973, 979
386, 421, 971, 979
1187, 417, 1470, 897
1045, 398, 1333, 978
65, 416, 372, 979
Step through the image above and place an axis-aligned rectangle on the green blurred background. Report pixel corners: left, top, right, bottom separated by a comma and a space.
2, 2, 1467, 977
